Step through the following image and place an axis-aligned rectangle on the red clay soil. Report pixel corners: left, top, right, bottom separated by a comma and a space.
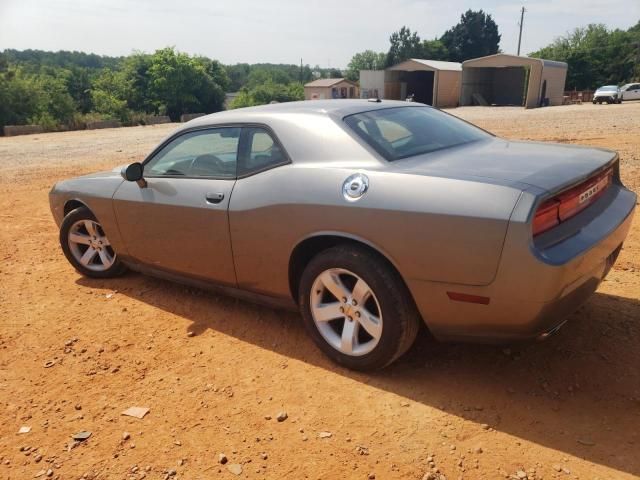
1, 104, 639, 480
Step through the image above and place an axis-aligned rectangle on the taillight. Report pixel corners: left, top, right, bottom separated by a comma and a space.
533, 168, 613, 237
532, 199, 560, 236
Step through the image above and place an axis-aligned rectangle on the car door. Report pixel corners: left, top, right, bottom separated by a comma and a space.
631, 84, 640, 100
112, 127, 240, 285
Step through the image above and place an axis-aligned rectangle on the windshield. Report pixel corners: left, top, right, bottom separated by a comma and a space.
598, 86, 618, 91
344, 106, 490, 161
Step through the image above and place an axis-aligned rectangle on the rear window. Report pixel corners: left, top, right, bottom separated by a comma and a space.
344, 106, 490, 161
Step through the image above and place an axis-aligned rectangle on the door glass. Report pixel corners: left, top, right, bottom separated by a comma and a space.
239, 128, 287, 175
145, 128, 240, 178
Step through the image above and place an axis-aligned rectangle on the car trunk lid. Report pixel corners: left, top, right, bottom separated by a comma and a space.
389, 138, 617, 194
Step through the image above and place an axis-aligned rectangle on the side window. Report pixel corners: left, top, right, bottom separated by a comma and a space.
239, 127, 288, 176
145, 128, 240, 178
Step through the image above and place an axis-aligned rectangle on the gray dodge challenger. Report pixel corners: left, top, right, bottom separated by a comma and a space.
50, 100, 636, 370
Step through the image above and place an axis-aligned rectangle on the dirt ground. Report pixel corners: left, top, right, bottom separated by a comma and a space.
0, 103, 639, 480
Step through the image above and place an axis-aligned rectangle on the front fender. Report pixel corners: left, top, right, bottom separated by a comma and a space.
48, 175, 127, 255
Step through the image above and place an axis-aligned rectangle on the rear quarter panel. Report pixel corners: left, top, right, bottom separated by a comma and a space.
229, 164, 522, 299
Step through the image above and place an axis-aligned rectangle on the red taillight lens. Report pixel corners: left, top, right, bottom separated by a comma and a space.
533, 168, 613, 237
557, 170, 612, 220
532, 199, 560, 236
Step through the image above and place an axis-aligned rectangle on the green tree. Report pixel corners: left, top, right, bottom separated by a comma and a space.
345, 50, 386, 81
245, 67, 291, 89
195, 56, 230, 92
91, 69, 131, 121
421, 39, 449, 61
146, 47, 226, 120
386, 26, 423, 67
440, 10, 500, 62
121, 52, 154, 114
0, 67, 75, 129
530, 22, 640, 89
0, 69, 40, 127
229, 81, 304, 109
66, 67, 93, 113
32, 72, 76, 128
226, 63, 251, 91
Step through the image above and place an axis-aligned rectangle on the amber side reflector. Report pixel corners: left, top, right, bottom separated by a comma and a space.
446, 292, 491, 305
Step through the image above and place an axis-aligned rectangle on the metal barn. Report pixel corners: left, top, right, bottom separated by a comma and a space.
382, 59, 462, 108
460, 54, 567, 108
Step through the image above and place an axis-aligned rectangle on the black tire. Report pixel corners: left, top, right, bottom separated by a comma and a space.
59, 206, 127, 278
298, 245, 420, 370
592, 100, 597, 104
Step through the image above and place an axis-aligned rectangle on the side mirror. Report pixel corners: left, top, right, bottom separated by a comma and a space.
121, 162, 147, 188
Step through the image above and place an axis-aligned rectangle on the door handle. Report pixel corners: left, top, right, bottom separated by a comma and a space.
205, 192, 225, 204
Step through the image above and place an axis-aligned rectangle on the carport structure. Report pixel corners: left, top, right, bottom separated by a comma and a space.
460, 54, 568, 108
384, 59, 462, 108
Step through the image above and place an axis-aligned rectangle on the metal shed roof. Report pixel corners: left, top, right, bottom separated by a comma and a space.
387, 59, 462, 72
541, 59, 568, 69
462, 53, 567, 69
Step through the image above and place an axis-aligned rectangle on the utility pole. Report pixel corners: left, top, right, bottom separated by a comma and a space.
517, 6, 526, 56
300, 58, 303, 83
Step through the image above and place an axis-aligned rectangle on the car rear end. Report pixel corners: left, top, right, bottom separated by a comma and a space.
429, 154, 635, 342
334, 104, 635, 342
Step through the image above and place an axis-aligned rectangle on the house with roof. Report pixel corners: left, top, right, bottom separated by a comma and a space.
304, 78, 359, 100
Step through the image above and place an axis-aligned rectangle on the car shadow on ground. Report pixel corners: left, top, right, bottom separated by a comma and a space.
77, 273, 640, 476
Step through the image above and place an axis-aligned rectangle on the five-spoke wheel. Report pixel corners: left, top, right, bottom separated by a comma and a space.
310, 268, 383, 356
300, 245, 420, 370
68, 219, 116, 272
60, 206, 127, 278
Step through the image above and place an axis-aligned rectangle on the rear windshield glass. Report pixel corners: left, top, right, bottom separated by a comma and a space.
344, 106, 490, 161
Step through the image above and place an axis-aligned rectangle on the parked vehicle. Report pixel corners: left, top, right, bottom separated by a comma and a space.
620, 83, 640, 101
592, 85, 622, 104
50, 100, 636, 370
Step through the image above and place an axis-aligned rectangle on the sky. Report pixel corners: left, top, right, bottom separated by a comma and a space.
0, 0, 638, 68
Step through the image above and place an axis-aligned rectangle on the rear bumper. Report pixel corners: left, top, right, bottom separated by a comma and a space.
410, 184, 636, 343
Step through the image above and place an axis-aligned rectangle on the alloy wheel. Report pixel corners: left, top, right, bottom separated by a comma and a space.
67, 219, 116, 272
310, 268, 383, 356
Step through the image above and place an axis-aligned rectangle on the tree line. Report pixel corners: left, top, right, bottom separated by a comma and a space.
345, 14, 639, 93
0, 48, 229, 130
0, 48, 342, 131
345, 10, 501, 80
529, 22, 640, 90
1, 13, 638, 131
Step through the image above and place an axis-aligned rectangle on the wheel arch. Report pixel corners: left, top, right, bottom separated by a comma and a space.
63, 198, 91, 217
288, 232, 413, 307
